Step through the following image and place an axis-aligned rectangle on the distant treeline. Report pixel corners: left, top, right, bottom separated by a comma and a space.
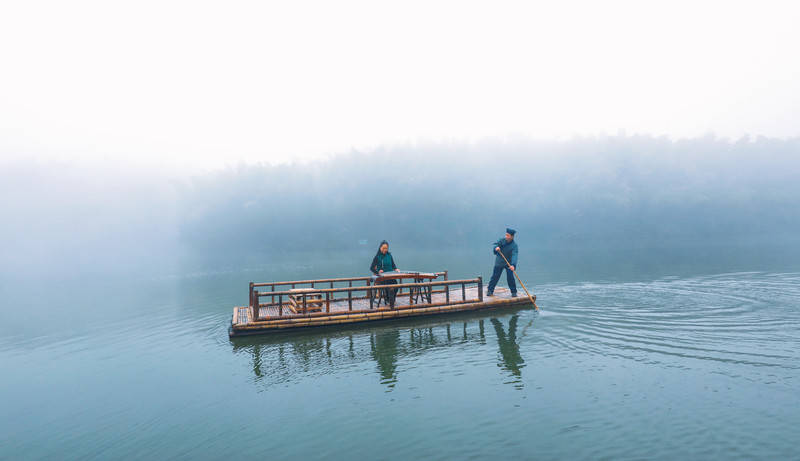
3, 135, 798, 277
177, 135, 800, 252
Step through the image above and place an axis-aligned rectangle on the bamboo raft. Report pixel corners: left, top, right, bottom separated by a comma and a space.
229, 270, 535, 337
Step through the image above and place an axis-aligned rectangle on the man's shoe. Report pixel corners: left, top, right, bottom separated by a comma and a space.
511, 293, 518, 297
486, 291, 494, 297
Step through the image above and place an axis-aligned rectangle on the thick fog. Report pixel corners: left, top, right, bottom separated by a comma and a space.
2, 135, 799, 279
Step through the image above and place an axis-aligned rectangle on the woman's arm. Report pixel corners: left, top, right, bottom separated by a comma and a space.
370, 255, 380, 275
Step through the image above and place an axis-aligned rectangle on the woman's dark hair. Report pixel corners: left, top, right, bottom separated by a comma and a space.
375, 240, 389, 256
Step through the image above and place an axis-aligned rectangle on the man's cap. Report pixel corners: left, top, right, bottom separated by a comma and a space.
506, 228, 516, 236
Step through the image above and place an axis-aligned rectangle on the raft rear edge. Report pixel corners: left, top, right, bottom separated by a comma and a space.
229, 296, 531, 337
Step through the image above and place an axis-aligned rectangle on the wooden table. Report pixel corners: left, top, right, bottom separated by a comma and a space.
371, 271, 439, 307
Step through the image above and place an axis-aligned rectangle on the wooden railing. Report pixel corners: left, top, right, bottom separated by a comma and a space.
250, 274, 482, 322
249, 271, 448, 313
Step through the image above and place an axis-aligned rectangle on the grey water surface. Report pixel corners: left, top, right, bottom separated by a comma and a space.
1, 246, 799, 460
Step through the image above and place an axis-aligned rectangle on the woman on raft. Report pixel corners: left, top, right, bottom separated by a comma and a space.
370, 240, 399, 306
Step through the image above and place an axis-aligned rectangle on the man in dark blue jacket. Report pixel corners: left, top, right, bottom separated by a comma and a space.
487, 228, 518, 297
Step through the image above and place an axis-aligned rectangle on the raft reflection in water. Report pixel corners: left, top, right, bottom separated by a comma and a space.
231, 308, 531, 390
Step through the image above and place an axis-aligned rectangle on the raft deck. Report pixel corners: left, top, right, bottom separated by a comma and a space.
230, 272, 533, 336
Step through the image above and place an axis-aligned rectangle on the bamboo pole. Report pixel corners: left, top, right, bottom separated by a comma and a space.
496, 249, 539, 310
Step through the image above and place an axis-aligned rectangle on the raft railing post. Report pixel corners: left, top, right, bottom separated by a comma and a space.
279, 294, 283, 317
462, 282, 466, 301
348, 281, 353, 310
445, 282, 450, 305
252, 291, 259, 322
444, 270, 448, 281
326, 292, 330, 313
478, 277, 483, 302
303, 294, 307, 314
369, 280, 374, 310
249, 282, 254, 312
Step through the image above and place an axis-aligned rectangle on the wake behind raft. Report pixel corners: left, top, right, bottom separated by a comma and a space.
229, 270, 535, 337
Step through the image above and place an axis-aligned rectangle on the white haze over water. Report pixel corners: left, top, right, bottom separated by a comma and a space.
1, 0, 799, 171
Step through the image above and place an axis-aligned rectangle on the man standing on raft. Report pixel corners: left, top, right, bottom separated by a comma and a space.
487, 228, 519, 297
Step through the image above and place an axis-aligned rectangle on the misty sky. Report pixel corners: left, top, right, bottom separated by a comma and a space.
1, 0, 798, 170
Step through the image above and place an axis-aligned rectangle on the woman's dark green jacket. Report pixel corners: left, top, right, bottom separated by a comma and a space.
370, 252, 397, 275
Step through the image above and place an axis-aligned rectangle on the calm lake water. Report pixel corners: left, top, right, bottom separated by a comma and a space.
1, 245, 799, 460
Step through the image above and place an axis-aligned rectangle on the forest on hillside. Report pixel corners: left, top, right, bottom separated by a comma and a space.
178, 135, 800, 252
2, 135, 798, 276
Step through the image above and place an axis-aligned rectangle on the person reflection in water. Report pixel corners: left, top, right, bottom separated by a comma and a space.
240, 315, 527, 391
491, 315, 525, 381
371, 330, 400, 388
